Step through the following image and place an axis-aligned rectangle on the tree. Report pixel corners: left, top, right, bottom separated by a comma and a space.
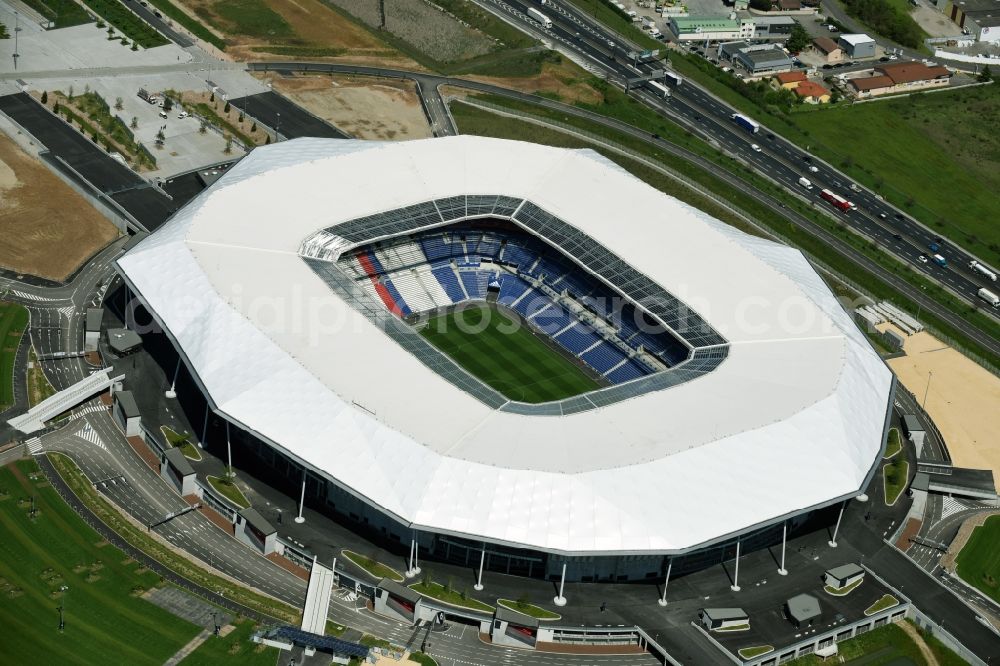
130, 116, 138, 129
238, 111, 245, 123
84, 84, 90, 95
210, 92, 215, 102
265, 135, 271, 145
53, 101, 60, 114
786, 22, 811, 53
114, 96, 123, 110
163, 97, 173, 112
68, 85, 74, 100
224, 136, 233, 154
979, 65, 993, 83
224, 101, 231, 113
199, 121, 207, 134
749, 0, 771, 10
250, 122, 257, 133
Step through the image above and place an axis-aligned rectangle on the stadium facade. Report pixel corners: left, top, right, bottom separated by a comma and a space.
116, 137, 894, 583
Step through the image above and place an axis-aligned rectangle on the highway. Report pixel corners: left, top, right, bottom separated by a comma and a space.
250, 60, 1000, 361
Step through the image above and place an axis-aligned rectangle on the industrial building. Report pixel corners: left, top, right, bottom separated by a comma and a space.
720, 41, 795, 74
839, 33, 877, 59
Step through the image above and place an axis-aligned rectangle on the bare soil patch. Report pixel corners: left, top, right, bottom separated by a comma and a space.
0, 133, 118, 281
265, 74, 431, 140
460, 60, 604, 105
884, 328, 1000, 484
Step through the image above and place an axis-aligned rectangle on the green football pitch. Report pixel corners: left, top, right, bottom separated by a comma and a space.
0, 302, 29, 410
0, 459, 199, 664
419, 304, 601, 403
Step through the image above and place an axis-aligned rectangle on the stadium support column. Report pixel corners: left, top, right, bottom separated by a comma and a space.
778, 522, 788, 575
201, 410, 209, 449
731, 539, 741, 592
406, 536, 421, 577
295, 469, 306, 524
829, 501, 845, 548
658, 558, 672, 606
225, 421, 233, 479
553, 563, 568, 607
165, 358, 180, 399
474, 546, 485, 591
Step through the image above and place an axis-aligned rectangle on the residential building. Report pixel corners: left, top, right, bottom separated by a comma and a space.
813, 36, 845, 62
668, 15, 755, 41
849, 61, 951, 97
794, 80, 832, 103
773, 70, 808, 88
839, 33, 877, 58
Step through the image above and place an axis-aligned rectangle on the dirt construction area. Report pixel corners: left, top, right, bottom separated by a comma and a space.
0, 132, 118, 281
884, 328, 1000, 483
264, 74, 432, 140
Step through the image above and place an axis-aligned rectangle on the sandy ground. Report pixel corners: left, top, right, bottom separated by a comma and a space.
882, 327, 1000, 482
463, 60, 604, 105
263, 74, 432, 140
0, 133, 118, 282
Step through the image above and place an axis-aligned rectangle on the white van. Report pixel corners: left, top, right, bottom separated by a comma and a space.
798, 176, 813, 189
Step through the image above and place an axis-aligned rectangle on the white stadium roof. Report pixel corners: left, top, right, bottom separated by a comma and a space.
117, 137, 893, 556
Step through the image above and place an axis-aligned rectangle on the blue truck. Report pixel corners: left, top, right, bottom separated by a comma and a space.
731, 113, 760, 134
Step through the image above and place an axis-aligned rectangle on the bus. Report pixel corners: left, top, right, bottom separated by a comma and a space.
820, 189, 854, 212
648, 81, 670, 98
527, 7, 552, 28
664, 71, 683, 87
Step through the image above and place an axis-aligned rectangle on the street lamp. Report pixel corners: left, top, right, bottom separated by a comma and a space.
12, 11, 21, 71
922, 371, 933, 409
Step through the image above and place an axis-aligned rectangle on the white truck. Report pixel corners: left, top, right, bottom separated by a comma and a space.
527, 7, 552, 28
798, 176, 813, 189
978, 287, 1000, 307
969, 260, 998, 282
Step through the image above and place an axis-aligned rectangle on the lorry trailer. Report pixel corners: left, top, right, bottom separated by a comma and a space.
978, 288, 1000, 307
731, 113, 759, 134
969, 260, 998, 282
527, 7, 553, 28
820, 188, 855, 212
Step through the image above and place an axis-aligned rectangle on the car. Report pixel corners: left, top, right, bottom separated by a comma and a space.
894, 213, 904, 220
888, 54, 898, 60
808, 165, 819, 173
608, 39, 615, 47
823, 64, 833, 70
892, 233, 902, 240
849, 183, 861, 192
751, 144, 762, 152
766, 133, 775, 140
879, 213, 887, 220
918, 254, 929, 263
178, 111, 189, 119
880, 56, 890, 62
928, 242, 940, 252
158, 110, 168, 119
153, 9, 161, 16
802, 155, 811, 162
933, 236, 942, 244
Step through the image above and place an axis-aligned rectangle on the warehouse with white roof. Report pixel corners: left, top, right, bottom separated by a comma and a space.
116, 137, 894, 586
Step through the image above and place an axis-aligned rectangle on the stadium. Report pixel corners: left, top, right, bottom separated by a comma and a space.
116, 136, 895, 584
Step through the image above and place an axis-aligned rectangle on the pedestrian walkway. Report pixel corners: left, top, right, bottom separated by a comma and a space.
163, 628, 211, 666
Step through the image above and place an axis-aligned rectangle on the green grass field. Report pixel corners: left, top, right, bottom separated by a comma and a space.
0, 460, 199, 664
956, 514, 1000, 605
793, 85, 1000, 260
0, 302, 29, 411
786, 620, 966, 665
419, 304, 600, 403
180, 618, 277, 665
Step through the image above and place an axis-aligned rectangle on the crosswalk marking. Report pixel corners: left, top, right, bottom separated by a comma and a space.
10, 290, 66, 303
25, 437, 43, 455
